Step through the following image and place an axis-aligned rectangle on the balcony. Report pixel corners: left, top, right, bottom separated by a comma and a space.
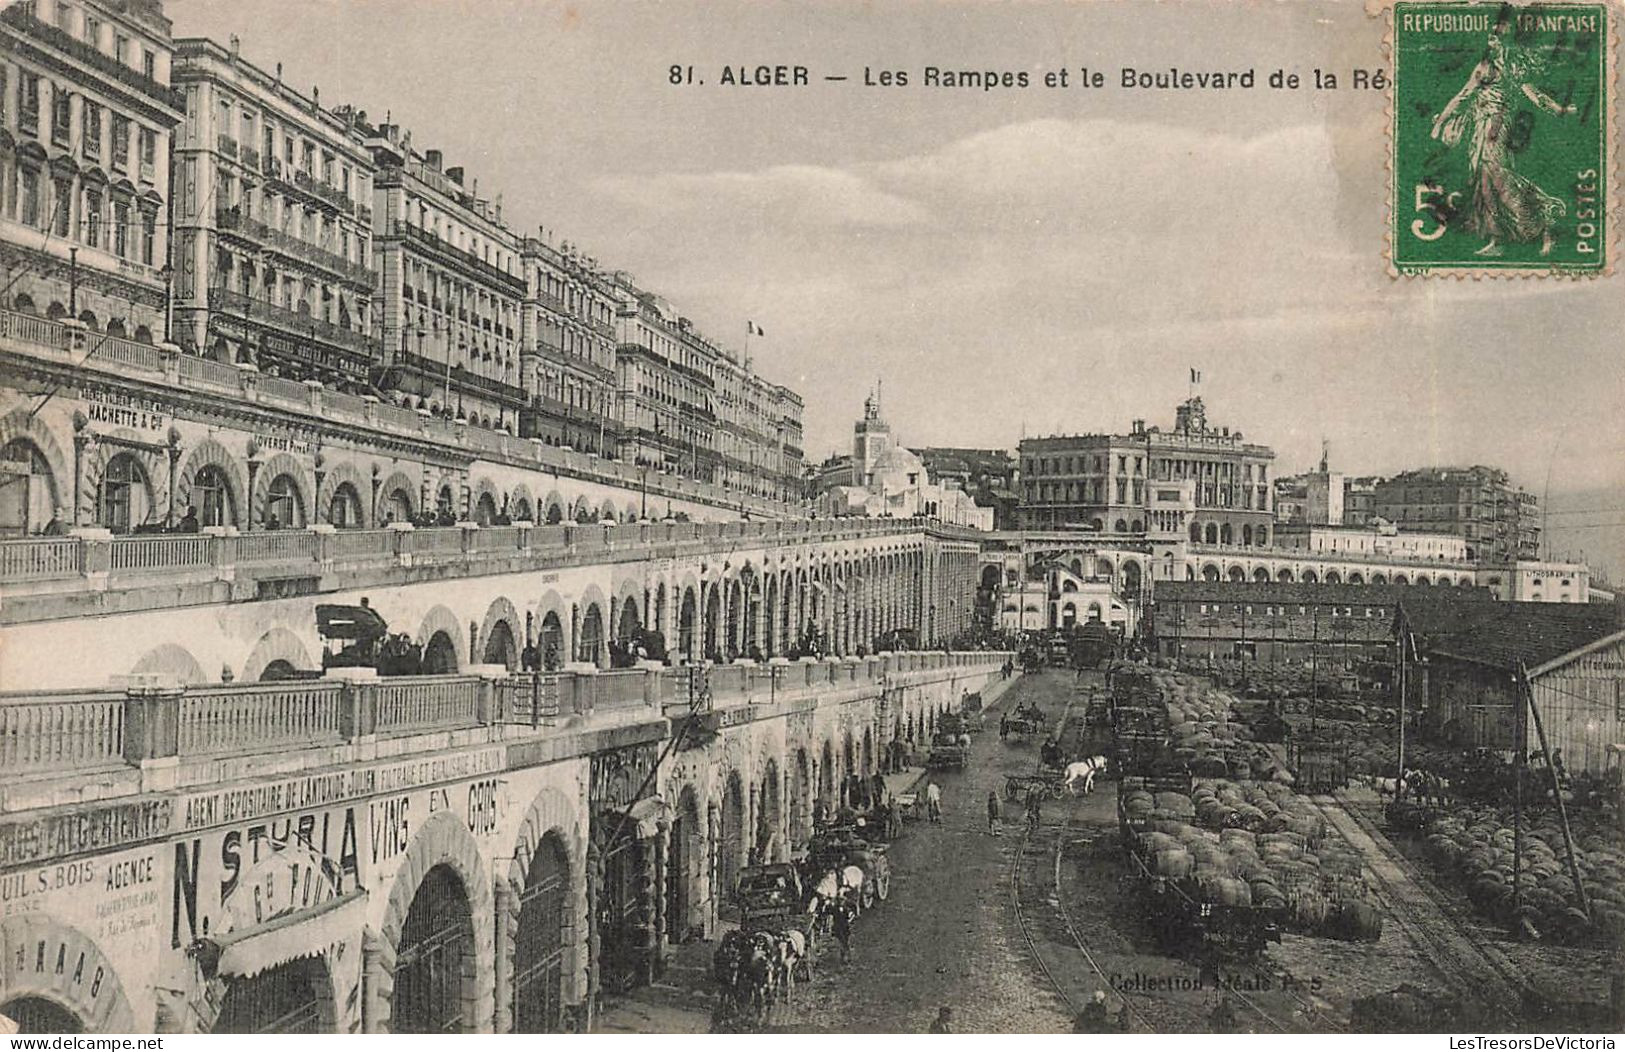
215, 208, 375, 289
207, 286, 377, 359
241, 145, 261, 171
217, 133, 238, 159
1, 6, 185, 112
390, 221, 527, 297
392, 349, 527, 405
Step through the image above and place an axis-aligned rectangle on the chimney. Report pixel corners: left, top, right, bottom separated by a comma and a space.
229, 35, 240, 60
424, 149, 442, 171
446, 166, 464, 185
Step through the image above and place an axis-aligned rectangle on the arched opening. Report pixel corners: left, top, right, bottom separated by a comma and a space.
328, 482, 363, 528
0, 438, 57, 535
1416, 576, 1432, 587
1349, 572, 1365, 585
1393, 574, 1408, 585
1086, 602, 1103, 622
1061, 602, 1077, 628
755, 760, 781, 863
1277, 568, 1294, 582
538, 611, 564, 670
545, 502, 564, 525
678, 588, 697, 661
392, 864, 476, 1033
1302, 570, 1319, 584
474, 492, 498, 526
1252, 567, 1270, 583
513, 832, 570, 1033
1190, 521, 1203, 543
1204, 523, 1218, 544
617, 598, 641, 645
1220, 524, 1233, 545
1202, 564, 1221, 582
1242, 524, 1253, 545
513, 497, 532, 522
423, 630, 459, 674
259, 658, 298, 681
818, 739, 835, 810
1, 997, 83, 1033
98, 452, 152, 533
578, 603, 604, 666
1325, 570, 1342, 584
717, 772, 746, 913
212, 957, 333, 1033
1122, 561, 1143, 599
1113, 518, 1127, 533
384, 487, 414, 525
1371, 573, 1387, 585
1096, 558, 1113, 579
483, 620, 517, 670
1130, 518, 1143, 532
667, 787, 703, 945
265, 473, 305, 529
790, 749, 811, 850
193, 464, 237, 528
436, 486, 456, 523
703, 587, 722, 662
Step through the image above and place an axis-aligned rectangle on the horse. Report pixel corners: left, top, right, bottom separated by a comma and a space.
713, 929, 777, 1022
1065, 755, 1110, 796
809, 866, 866, 917
1367, 774, 1406, 801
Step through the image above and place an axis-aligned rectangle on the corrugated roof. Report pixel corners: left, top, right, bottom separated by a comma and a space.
1399, 598, 1621, 672
1153, 581, 1493, 606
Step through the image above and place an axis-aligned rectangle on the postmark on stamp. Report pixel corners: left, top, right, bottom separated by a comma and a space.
1390, 1, 1612, 275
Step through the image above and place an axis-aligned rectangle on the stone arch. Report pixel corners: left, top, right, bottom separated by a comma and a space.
542, 489, 566, 525
479, 597, 523, 671
598, 498, 617, 521
376, 469, 417, 524
417, 604, 466, 669
172, 438, 249, 531
251, 452, 310, 527
570, 494, 593, 523
0, 409, 74, 519
1252, 566, 1270, 582
0, 915, 136, 1033
373, 810, 496, 1033
130, 643, 206, 685
755, 756, 783, 862
240, 627, 316, 682
471, 478, 501, 526
1325, 570, 1342, 584
1201, 563, 1221, 582
317, 459, 372, 529
1371, 573, 1387, 585
82, 438, 162, 530
509, 482, 535, 523
1393, 573, 1409, 585
1302, 570, 1320, 584
1277, 568, 1294, 582
501, 785, 587, 1031
1348, 572, 1365, 585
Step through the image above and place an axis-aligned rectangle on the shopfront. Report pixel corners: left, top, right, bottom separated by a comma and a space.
587, 742, 666, 996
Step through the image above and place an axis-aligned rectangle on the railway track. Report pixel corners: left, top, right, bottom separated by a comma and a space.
1309, 793, 1528, 1027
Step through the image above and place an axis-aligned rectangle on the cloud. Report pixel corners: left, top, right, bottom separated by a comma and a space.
593, 164, 930, 230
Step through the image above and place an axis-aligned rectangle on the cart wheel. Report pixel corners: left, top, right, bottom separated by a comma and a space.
876, 867, 891, 901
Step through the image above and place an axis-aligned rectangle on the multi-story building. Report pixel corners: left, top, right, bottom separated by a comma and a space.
613, 275, 718, 484
714, 348, 802, 502
170, 37, 376, 388
1020, 397, 1275, 544
519, 236, 618, 455
1275, 522, 1469, 562
0, 0, 180, 341
917, 446, 1020, 529
366, 120, 527, 433
1372, 466, 1540, 563
1343, 476, 1380, 526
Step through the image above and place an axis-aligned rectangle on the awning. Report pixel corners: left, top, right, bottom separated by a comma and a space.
211, 889, 368, 979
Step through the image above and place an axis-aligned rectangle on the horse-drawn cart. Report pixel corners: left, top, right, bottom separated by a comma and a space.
1005, 769, 1068, 801
803, 826, 892, 909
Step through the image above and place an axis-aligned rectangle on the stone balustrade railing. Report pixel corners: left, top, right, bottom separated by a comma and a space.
1186, 542, 1478, 572
0, 515, 975, 588
0, 652, 1011, 775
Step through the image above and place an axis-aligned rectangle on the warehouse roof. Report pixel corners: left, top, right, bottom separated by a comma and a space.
1399, 598, 1621, 672
1153, 581, 1494, 606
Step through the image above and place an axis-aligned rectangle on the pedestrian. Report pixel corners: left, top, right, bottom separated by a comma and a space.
832, 901, 853, 962
929, 1006, 953, 1033
1209, 995, 1237, 1033
41, 507, 67, 536
872, 771, 887, 808
987, 790, 1002, 836
924, 781, 942, 823
1075, 990, 1111, 1033
178, 505, 200, 533
887, 794, 903, 839
999, 715, 1010, 741
1026, 790, 1042, 832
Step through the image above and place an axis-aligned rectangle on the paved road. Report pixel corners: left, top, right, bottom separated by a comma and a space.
764, 670, 1078, 1033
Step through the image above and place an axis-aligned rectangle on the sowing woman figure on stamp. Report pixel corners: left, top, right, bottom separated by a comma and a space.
1431, 21, 1579, 257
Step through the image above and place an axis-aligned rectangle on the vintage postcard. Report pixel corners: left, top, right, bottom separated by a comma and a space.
0, 0, 1621, 1042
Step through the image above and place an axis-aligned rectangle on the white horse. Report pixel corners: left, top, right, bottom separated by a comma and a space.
1065, 755, 1110, 796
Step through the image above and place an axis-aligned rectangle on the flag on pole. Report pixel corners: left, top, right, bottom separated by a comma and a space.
747, 322, 765, 336
1190, 368, 1201, 383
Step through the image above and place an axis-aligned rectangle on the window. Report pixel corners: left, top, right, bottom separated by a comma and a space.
81, 100, 100, 159
109, 114, 130, 170
301, 140, 314, 174
83, 13, 99, 47
20, 73, 40, 133
18, 167, 40, 227
138, 126, 154, 171
51, 178, 70, 236
54, 0, 72, 33
51, 86, 71, 146
112, 199, 128, 257
99, 453, 147, 533
83, 189, 101, 247
141, 50, 155, 82
194, 465, 233, 527
140, 210, 155, 265
115, 33, 128, 65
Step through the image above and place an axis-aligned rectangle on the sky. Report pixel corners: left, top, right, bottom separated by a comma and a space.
164, 0, 1625, 578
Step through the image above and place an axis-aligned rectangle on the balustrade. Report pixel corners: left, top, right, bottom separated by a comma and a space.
234, 530, 317, 565
110, 535, 212, 572
374, 676, 480, 733
0, 691, 126, 773
177, 681, 344, 755
0, 537, 83, 580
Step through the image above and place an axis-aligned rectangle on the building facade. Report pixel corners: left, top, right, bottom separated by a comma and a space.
170, 37, 376, 390
1275, 522, 1469, 562
0, 0, 180, 344
819, 391, 992, 529
613, 276, 718, 484
519, 237, 618, 455
1372, 466, 1540, 563
367, 121, 528, 434
1019, 397, 1275, 544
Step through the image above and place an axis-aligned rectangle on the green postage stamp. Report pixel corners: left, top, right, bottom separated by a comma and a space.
1390, 1, 1614, 275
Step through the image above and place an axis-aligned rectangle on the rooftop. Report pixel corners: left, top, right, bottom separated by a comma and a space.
1398, 597, 1620, 671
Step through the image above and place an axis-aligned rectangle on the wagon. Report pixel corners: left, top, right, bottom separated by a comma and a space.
1123, 825, 1283, 958
927, 733, 968, 770
1005, 770, 1068, 801
736, 863, 819, 965
803, 827, 892, 908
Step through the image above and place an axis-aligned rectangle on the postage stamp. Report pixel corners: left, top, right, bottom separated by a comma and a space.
1389, 1, 1613, 275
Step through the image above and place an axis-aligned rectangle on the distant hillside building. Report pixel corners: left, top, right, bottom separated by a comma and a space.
817, 391, 991, 528
1372, 466, 1540, 563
